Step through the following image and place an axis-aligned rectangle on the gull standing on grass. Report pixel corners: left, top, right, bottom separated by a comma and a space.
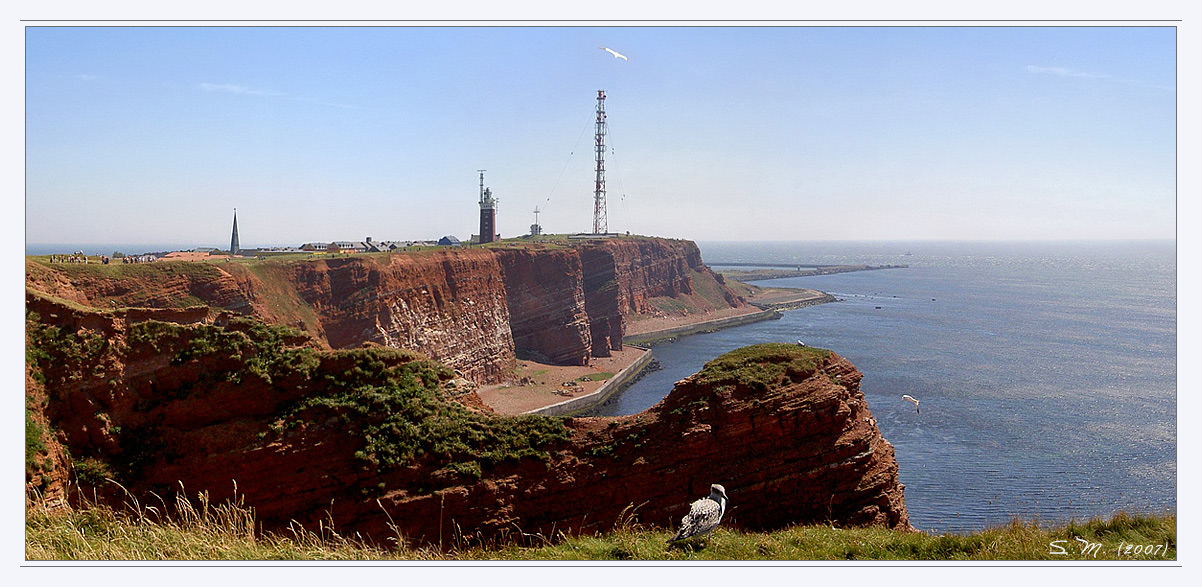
903, 394, 920, 414
599, 47, 629, 61
667, 484, 728, 543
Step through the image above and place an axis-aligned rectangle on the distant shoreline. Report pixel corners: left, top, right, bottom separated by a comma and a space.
716, 264, 907, 282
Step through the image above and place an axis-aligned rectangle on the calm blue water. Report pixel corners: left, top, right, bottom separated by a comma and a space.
586, 240, 1176, 534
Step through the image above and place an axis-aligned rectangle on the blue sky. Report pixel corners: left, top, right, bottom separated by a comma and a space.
24, 25, 1177, 247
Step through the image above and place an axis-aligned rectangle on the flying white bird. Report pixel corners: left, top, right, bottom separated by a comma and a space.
599, 47, 629, 61
668, 484, 728, 543
902, 394, 920, 414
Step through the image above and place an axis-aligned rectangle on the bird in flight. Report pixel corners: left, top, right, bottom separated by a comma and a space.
668, 484, 728, 543
599, 47, 629, 61
902, 394, 920, 414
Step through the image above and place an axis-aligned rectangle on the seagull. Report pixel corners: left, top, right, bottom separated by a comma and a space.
599, 47, 629, 61
667, 484, 728, 543
902, 394, 920, 414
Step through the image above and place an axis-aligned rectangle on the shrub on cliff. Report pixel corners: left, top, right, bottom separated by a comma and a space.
275, 351, 572, 477
126, 318, 319, 386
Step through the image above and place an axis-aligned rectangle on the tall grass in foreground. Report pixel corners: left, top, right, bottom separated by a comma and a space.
26, 491, 1175, 561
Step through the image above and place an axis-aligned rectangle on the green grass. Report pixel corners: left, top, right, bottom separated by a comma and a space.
694, 343, 831, 392
26, 494, 1175, 561
275, 349, 573, 477
25, 406, 50, 479
576, 372, 615, 382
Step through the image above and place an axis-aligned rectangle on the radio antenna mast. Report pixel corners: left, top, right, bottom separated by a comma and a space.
592, 90, 608, 235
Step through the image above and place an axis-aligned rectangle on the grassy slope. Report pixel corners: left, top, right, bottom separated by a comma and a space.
25, 495, 1175, 561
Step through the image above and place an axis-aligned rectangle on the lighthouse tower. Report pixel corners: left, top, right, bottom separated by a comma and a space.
478, 170, 498, 244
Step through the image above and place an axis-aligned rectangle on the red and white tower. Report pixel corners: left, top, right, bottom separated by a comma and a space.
592, 89, 608, 235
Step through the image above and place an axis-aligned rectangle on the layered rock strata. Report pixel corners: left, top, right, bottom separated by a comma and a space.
282, 251, 516, 382
25, 238, 745, 383
492, 248, 592, 365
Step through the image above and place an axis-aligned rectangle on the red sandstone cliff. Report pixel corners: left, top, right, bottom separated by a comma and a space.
278, 251, 517, 382
25, 238, 745, 383
492, 247, 592, 365
25, 294, 909, 545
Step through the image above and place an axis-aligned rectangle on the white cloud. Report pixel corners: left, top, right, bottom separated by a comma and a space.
1026, 65, 1173, 91
198, 83, 359, 107
293, 96, 359, 110
199, 83, 283, 96
1025, 65, 1109, 79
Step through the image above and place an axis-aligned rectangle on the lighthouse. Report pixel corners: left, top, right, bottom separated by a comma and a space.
478, 170, 498, 244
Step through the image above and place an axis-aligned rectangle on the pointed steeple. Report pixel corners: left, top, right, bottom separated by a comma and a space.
230, 208, 240, 256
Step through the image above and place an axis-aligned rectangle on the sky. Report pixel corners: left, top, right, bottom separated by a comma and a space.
23, 25, 1178, 247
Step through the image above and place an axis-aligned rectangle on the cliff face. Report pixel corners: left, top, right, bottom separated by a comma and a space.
280, 251, 517, 383
492, 248, 592, 365
577, 238, 730, 357
26, 296, 910, 544
25, 238, 746, 383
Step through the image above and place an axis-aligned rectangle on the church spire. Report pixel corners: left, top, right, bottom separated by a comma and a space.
230, 208, 240, 256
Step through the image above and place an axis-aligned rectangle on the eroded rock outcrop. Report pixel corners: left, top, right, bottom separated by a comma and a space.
25, 297, 909, 545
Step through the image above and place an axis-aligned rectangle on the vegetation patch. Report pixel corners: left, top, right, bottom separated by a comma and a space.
693, 343, 831, 392
72, 457, 115, 487
274, 350, 572, 474
25, 406, 50, 479
576, 372, 614, 382
25, 495, 1176, 561
126, 318, 319, 386
25, 313, 111, 382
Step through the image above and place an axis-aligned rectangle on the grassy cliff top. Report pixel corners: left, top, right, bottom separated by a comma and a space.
692, 343, 832, 391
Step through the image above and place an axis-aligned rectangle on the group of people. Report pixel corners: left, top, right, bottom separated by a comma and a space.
45, 253, 157, 265
47, 253, 93, 264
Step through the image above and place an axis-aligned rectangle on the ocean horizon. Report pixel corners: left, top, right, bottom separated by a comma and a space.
24, 243, 295, 256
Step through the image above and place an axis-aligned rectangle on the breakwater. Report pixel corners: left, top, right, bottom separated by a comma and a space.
524, 346, 655, 416
623, 308, 781, 346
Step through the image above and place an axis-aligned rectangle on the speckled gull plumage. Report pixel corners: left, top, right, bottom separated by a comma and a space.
668, 484, 728, 543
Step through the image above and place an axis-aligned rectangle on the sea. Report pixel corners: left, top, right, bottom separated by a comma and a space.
584, 240, 1177, 534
